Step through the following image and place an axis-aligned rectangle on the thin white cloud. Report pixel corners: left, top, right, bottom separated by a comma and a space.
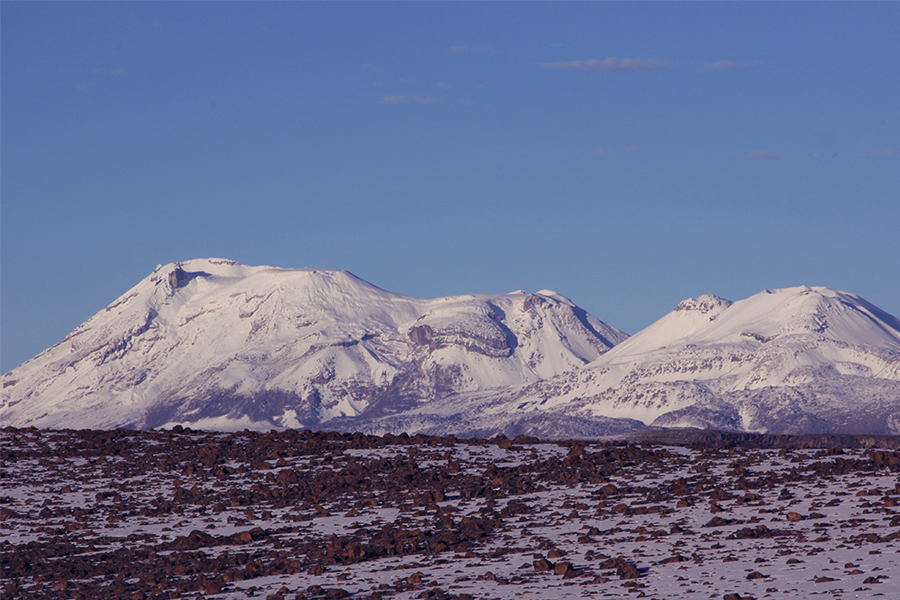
540, 57, 666, 72
592, 145, 637, 157
858, 147, 899, 157
447, 46, 496, 54
92, 68, 129, 76
434, 82, 454, 90
745, 151, 783, 160
380, 95, 436, 105
456, 97, 475, 106
703, 60, 748, 72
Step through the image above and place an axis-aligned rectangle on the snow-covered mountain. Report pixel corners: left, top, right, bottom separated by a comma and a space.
4, 263, 899, 436
0, 259, 627, 431
396, 286, 900, 436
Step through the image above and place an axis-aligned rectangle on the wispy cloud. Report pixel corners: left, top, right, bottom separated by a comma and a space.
457, 97, 475, 106
703, 60, 748, 72
540, 57, 666, 72
434, 82, 453, 90
74, 68, 129, 91
745, 151, 783, 160
858, 147, 899, 157
92, 68, 129, 76
592, 145, 638, 157
447, 46, 496, 54
380, 95, 436, 105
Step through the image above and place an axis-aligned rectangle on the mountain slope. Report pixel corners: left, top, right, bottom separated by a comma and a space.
1, 259, 627, 431
438, 286, 900, 435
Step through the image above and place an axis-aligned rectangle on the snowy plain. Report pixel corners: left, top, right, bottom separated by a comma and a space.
2, 427, 899, 600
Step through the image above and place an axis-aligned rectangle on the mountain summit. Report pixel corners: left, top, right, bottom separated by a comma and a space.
1, 259, 626, 432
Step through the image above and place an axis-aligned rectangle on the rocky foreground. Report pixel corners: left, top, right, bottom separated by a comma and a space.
2, 427, 900, 600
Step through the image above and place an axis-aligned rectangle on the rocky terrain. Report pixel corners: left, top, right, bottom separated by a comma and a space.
3, 426, 900, 600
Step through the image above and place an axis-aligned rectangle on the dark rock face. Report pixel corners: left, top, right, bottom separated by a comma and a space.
408, 325, 434, 346
166, 265, 210, 291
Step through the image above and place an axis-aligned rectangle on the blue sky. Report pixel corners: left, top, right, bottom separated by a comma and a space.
2, 2, 898, 373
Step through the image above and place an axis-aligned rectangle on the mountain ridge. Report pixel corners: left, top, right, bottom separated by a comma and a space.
3, 259, 899, 436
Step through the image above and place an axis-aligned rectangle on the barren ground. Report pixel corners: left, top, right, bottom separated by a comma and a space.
2, 427, 900, 600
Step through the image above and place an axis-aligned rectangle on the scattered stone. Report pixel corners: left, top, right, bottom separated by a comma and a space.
533, 558, 554, 572
407, 572, 424, 585
3, 427, 900, 600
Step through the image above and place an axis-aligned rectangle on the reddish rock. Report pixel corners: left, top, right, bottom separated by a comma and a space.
407, 572, 424, 584
533, 558, 554, 572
